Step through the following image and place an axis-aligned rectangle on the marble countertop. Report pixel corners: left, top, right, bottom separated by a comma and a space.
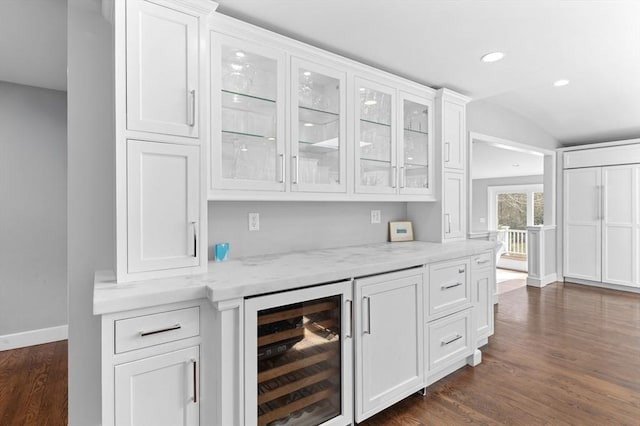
94, 240, 495, 315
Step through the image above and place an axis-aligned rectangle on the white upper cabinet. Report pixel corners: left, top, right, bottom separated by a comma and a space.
210, 33, 286, 192
398, 91, 434, 196
126, 0, 199, 138
291, 57, 347, 193
127, 140, 200, 274
354, 77, 397, 195
442, 99, 465, 170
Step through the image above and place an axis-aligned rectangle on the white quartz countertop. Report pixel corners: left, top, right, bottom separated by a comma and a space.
94, 240, 495, 315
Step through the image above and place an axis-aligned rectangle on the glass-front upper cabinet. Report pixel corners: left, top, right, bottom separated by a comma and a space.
291, 58, 347, 193
210, 33, 286, 192
398, 91, 433, 196
355, 77, 397, 194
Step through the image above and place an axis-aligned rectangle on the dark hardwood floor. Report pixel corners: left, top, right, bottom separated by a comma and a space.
1, 282, 639, 425
0, 340, 67, 426
362, 282, 640, 425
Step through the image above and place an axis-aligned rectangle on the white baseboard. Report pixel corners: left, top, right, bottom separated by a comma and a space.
563, 277, 640, 294
0, 325, 68, 351
527, 273, 558, 288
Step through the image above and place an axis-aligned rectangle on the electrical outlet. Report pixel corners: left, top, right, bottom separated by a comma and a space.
248, 212, 260, 231
479, 217, 486, 224
371, 210, 381, 224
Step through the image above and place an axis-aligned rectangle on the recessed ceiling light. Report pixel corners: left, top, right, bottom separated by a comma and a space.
266, 137, 275, 141
235, 51, 245, 58
481, 51, 505, 63
363, 100, 377, 106
359, 87, 366, 92
554, 79, 570, 87
304, 122, 314, 127
512, 163, 520, 167
303, 71, 311, 76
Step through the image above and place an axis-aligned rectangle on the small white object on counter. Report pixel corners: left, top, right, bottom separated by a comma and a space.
94, 240, 495, 315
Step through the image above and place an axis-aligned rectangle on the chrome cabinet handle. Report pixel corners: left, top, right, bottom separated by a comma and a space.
363, 296, 371, 335
345, 299, 353, 338
445, 142, 451, 163
191, 358, 197, 403
458, 267, 465, 273
139, 324, 181, 337
441, 334, 463, 346
441, 282, 463, 290
292, 155, 299, 184
400, 166, 406, 188
445, 213, 451, 234
188, 89, 196, 127
191, 221, 197, 257
391, 166, 398, 188
476, 259, 490, 264
279, 153, 285, 183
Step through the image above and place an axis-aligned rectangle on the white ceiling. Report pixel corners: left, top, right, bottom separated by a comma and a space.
215, 0, 640, 145
0, 0, 67, 91
3, 1, 639, 145
472, 142, 544, 180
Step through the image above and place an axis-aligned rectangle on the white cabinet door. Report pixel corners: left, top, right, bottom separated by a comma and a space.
127, 140, 200, 273
354, 77, 398, 195
291, 57, 347, 193
602, 165, 639, 287
127, 0, 199, 138
442, 100, 465, 170
210, 32, 286, 192
115, 346, 199, 426
398, 91, 434, 196
443, 171, 465, 240
354, 269, 424, 422
563, 168, 602, 281
472, 262, 494, 341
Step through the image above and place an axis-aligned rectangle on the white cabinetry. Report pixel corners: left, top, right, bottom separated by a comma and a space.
126, 0, 200, 138
101, 301, 210, 426
127, 140, 201, 273
442, 99, 465, 170
564, 163, 640, 288
443, 171, 465, 239
115, 346, 199, 426
354, 269, 424, 422
471, 251, 495, 342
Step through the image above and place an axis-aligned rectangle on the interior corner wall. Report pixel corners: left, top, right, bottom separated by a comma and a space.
467, 99, 559, 151
0, 81, 67, 337
68, 1, 114, 424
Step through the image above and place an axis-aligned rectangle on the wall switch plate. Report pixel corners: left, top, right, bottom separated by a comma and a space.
371, 210, 381, 224
248, 212, 260, 231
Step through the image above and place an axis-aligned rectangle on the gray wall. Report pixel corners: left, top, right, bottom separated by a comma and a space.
471, 175, 544, 233
68, 1, 114, 424
468, 100, 559, 151
209, 201, 407, 258
0, 81, 67, 336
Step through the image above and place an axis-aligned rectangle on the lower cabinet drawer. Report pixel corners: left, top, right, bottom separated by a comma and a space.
115, 306, 200, 354
428, 258, 471, 319
471, 251, 493, 270
427, 308, 472, 372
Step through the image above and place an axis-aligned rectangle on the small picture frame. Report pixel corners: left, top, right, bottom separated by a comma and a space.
389, 221, 414, 242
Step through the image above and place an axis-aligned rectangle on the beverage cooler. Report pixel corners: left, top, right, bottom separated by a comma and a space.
244, 281, 353, 426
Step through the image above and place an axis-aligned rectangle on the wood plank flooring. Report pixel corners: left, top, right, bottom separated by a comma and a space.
361, 282, 640, 425
1, 282, 639, 425
0, 340, 67, 426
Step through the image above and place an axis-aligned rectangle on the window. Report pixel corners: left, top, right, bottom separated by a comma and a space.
488, 184, 544, 230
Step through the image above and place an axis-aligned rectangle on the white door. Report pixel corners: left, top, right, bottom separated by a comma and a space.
115, 346, 199, 426
210, 32, 286, 192
127, 0, 199, 138
354, 269, 424, 422
563, 168, 602, 281
354, 77, 398, 195
244, 281, 353, 426
291, 57, 347, 193
398, 91, 434, 196
602, 165, 638, 286
442, 100, 465, 170
127, 140, 200, 273
443, 171, 465, 240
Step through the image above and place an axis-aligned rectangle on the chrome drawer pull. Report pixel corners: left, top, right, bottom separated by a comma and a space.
458, 267, 465, 273
441, 282, 463, 290
191, 358, 197, 403
476, 259, 490, 264
441, 334, 463, 346
139, 324, 181, 337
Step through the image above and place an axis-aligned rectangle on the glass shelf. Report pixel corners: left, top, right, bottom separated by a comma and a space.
222, 89, 275, 104
299, 140, 339, 152
360, 157, 391, 164
403, 128, 428, 136
222, 129, 275, 140
404, 161, 428, 168
360, 118, 391, 128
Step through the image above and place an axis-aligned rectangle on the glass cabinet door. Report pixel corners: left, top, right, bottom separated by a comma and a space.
244, 281, 353, 426
355, 78, 397, 194
291, 58, 346, 193
398, 91, 433, 195
211, 33, 286, 192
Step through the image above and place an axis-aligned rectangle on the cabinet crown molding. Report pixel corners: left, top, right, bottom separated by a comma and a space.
147, 0, 219, 15
436, 88, 472, 105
